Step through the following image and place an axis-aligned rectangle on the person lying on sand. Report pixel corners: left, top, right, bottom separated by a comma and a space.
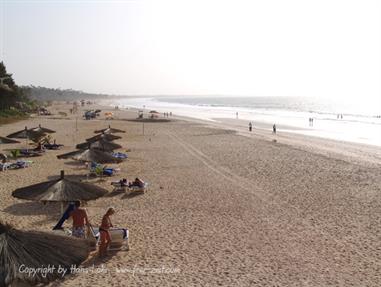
130, 177, 144, 188
69, 201, 90, 238
99, 207, 115, 257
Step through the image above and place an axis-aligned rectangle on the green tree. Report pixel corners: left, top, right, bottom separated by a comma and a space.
0, 62, 25, 110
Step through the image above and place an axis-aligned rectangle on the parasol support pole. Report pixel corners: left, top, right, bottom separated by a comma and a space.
25, 126, 28, 149
60, 170, 65, 214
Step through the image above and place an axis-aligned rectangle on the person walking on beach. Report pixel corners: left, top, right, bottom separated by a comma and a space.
273, 124, 277, 134
249, 122, 252, 132
69, 201, 90, 238
99, 207, 115, 257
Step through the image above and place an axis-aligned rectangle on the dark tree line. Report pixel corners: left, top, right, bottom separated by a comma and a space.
0, 61, 31, 111
0, 62, 107, 114
23, 86, 107, 101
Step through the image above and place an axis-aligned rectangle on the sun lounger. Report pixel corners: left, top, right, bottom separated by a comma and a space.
91, 227, 129, 251
0, 162, 11, 171
0, 160, 32, 171
44, 143, 64, 150
129, 182, 148, 193
112, 152, 128, 159
13, 160, 32, 168
89, 162, 119, 177
111, 181, 148, 193
20, 149, 44, 157
111, 181, 129, 192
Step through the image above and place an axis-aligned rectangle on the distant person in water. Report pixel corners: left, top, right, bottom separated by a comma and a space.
273, 124, 276, 134
249, 122, 252, 132
236, 112, 238, 119
69, 201, 90, 238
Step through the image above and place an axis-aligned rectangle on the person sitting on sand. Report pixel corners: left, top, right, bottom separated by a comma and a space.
0, 153, 7, 164
99, 207, 115, 257
69, 201, 90, 238
119, 178, 129, 186
35, 142, 45, 152
130, 177, 144, 188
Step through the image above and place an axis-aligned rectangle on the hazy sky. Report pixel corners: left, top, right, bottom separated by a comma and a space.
0, 0, 380, 100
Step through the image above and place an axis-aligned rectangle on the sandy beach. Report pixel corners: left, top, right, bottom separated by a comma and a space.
0, 103, 380, 287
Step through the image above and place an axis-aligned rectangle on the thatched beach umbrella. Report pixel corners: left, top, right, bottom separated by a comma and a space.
76, 139, 122, 152
0, 221, 90, 287
12, 170, 108, 203
56, 150, 83, 160
72, 149, 122, 163
86, 133, 121, 143
6, 126, 46, 139
94, 125, 125, 134
0, 136, 20, 144
30, 124, 56, 134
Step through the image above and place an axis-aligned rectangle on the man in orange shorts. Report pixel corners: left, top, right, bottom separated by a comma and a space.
99, 207, 115, 257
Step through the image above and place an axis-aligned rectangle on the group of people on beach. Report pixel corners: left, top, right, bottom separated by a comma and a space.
248, 122, 276, 134
119, 177, 145, 187
69, 201, 115, 257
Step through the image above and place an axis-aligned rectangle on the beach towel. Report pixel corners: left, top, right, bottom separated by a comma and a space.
53, 202, 75, 230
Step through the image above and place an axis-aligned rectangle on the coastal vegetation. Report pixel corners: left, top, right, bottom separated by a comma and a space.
0, 61, 107, 125
0, 62, 36, 124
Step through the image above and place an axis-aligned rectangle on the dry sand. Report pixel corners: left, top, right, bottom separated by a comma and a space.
0, 103, 380, 287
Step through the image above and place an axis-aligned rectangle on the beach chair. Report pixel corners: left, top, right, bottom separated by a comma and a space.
89, 162, 118, 177
14, 160, 32, 168
90, 227, 129, 251
44, 143, 64, 150
112, 152, 128, 160
129, 182, 148, 193
111, 180, 129, 192
2, 160, 32, 170
0, 162, 11, 171
19, 149, 44, 157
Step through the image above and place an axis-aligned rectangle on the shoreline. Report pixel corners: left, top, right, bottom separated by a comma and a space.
101, 97, 381, 148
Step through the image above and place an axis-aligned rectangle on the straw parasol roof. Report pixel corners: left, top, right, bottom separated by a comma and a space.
56, 150, 83, 160
30, 124, 56, 134
0, 221, 90, 286
86, 133, 122, 143
0, 136, 20, 144
149, 110, 160, 114
94, 125, 125, 134
72, 149, 122, 163
12, 170, 108, 202
6, 126, 46, 140
76, 139, 122, 152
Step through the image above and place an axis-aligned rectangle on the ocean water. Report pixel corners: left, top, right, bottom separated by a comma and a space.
107, 96, 381, 147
